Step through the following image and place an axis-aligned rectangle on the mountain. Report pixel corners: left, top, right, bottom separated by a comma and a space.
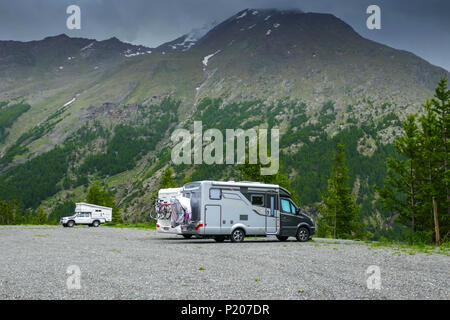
0, 8, 448, 239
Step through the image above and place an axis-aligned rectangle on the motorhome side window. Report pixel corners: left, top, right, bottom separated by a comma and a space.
209, 188, 221, 200
251, 194, 264, 206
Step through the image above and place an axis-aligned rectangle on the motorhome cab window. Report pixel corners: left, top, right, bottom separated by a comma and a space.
281, 199, 296, 214
251, 194, 264, 206
209, 188, 222, 200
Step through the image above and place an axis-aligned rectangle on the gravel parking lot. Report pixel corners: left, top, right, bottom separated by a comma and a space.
0, 225, 448, 300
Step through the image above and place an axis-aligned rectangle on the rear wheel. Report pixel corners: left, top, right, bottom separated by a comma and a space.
231, 228, 245, 243
182, 234, 192, 239
276, 235, 288, 242
296, 227, 310, 242
92, 220, 100, 227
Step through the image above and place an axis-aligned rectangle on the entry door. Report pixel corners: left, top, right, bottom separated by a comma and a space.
204, 205, 221, 234
265, 195, 278, 234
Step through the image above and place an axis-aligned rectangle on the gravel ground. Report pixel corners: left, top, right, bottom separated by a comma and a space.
0, 225, 448, 300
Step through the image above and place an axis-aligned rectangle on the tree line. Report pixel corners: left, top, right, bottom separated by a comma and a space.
377, 77, 449, 245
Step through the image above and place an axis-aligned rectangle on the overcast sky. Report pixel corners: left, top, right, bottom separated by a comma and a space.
0, 0, 449, 70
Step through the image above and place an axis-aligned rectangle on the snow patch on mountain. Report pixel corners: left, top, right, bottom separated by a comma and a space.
63, 98, 76, 107
123, 48, 147, 58
236, 11, 247, 19
202, 50, 221, 69
80, 42, 94, 51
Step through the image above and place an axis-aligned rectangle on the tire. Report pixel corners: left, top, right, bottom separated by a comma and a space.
67, 220, 75, 228
276, 235, 289, 242
92, 220, 100, 227
296, 227, 310, 242
182, 234, 192, 239
230, 228, 245, 243
214, 236, 225, 242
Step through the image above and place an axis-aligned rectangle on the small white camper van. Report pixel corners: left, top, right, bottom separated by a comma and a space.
60, 202, 112, 227
176, 181, 315, 242
155, 187, 184, 235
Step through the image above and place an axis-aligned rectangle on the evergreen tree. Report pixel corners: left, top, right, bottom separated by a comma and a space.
378, 76, 449, 245
377, 115, 421, 231
419, 102, 444, 245
429, 76, 450, 243
35, 206, 48, 225
159, 167, 177, 188
317, 143, 360, 239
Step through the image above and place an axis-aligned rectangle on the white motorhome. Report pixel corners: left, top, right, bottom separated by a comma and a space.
155, 187, 185, 236
60, 202, 112, 227
177, 181, 315, 242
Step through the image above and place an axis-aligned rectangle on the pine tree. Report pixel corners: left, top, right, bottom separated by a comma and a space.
377, 115, 421, 231
378, 76, 449, 245
429, 76, 450, 243
419, 102, 443, 245
35, 206, 48, 225
159, 167, 177, 188
318, 143, 360, 239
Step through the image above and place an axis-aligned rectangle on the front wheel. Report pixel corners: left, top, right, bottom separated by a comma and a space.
296, 227, 310, 242
230, 228, 245, 243
276, 235, 289, 242
182, 234, 192, 239
67, 220, 75, 228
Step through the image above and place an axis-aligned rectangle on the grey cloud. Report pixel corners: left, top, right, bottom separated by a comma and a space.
0, 0, 448, 70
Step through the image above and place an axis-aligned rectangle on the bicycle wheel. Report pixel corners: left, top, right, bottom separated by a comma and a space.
149, 208, 158, 220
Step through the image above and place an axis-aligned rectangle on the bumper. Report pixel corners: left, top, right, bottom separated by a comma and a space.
156, 224, 182, 234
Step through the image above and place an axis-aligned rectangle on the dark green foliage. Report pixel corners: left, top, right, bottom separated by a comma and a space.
0, 198, 53, 225
0, 105, 67, 165
0, 146, 70, 208
86, 181, 123, 223
317, 143, 361, 239
78, 97, 179, 177
159, 167, 177, 189
0, 102, 31, 143
48, 200, 75, 222
0, 198, 23, 225
378, 76, 450, 245
79, 124, 155, 176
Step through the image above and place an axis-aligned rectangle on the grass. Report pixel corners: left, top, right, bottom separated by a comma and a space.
367, 241, 449, 256
103, 222, 156, 230
198, 267, 205, 271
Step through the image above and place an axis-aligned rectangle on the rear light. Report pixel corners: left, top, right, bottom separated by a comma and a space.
195, 224, 203, 230
171, 226, 174, 228
181, 226, 183, 230
156, 224, 160, 228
